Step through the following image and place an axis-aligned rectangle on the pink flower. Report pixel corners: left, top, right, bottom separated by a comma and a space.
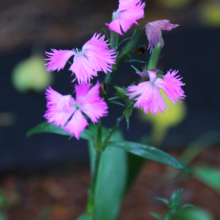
44, 82, 108, 139
45, 33, 116, 84
106, 0, 145, 35
127, 70, 185, 115
145, 20, 179, 52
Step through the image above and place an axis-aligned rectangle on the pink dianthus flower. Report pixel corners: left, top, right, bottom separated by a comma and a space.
44, 82, 108, 139
106, 0, 145, 35
45, 33, 116, 84
127, 70, 185, 115
145, 20, 179, 53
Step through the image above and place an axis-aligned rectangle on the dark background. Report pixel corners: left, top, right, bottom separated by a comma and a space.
0, 0, 220, 172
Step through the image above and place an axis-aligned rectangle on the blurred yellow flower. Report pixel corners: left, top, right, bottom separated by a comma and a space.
12, 55, 53, 93
199, 2, 220, 27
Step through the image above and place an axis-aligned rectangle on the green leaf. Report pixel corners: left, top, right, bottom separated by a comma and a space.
107, 141, 190, 172
155, 197, 169, 206
26, 121, 94, 140
130, 65, 140, 72
179, 204, 196, 210
128, 59, 148, 64
102, 28, 110, 42
76, 214, 92, 220
150, 213, 164, 220
194, 166, 220, 193
126, 153, 145, 191
118, 37, 130, 47
93, 131, 127, 220
108, 96, 119, 101
174, 208, 215, 220
109, 100, 124, 107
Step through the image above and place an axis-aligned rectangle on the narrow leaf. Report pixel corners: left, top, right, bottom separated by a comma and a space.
27, 121, 94, 141
155, 197, 169, 206
107, 141, 190, 172
128, 59, 148, 64
118, 37, 130, 47
108, 96, 119, 101
179, 204, 195, 210
130, 65, 140, 72
109, 100, 124, 107
102, 28, 110, 41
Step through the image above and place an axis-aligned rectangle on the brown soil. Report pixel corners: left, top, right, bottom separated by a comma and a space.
2, 148, 220, 220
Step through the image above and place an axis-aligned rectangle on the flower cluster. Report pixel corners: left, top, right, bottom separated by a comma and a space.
43, 0, 185, 139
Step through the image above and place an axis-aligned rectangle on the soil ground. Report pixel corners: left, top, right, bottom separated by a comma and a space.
1, 148, 220, 220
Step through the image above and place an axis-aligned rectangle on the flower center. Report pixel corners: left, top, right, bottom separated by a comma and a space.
73, 48, 84, 56
74, 102, 81, 110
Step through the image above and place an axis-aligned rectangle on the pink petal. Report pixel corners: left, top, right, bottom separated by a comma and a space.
145, 20, 179, 53
69, 33, 116, 84
127, 81, 168, 115
106, 0, 145, 35
75, 84, 92, 101
64, 110, 88, 140
77, 82, 108, 123
69, 55, 97, 84
106, 19, 123, 35
156, 70, 185, 104
45, 49, 75, 72
44, 87, 75, 127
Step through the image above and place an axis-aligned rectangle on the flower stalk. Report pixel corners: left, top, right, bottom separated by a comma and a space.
147, 41, 162, 70
86, 151, 102, 217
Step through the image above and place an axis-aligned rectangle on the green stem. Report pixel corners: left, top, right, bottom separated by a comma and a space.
86, 151, 102, 218
147, 41, 162, 71
96, 119, 103, 152
103, 112, 126, 148
104, 25, 146, 93
110, 31, 119, 50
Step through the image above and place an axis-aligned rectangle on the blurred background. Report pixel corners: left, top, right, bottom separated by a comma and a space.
0, 0, 220, 219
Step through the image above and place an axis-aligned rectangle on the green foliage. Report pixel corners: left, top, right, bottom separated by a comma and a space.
194, 166, 220, 193
76, 214, 92, 220
88, 128, 127, 220
128, 59, 148, 64
174, 208, 215, 220
26, 121, 94, 140
114, 86, 134, 130
107, 141, 190, 172
151, 189, 194, 220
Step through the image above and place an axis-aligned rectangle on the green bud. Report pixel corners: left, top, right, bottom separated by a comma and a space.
114, 86, 127, 99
